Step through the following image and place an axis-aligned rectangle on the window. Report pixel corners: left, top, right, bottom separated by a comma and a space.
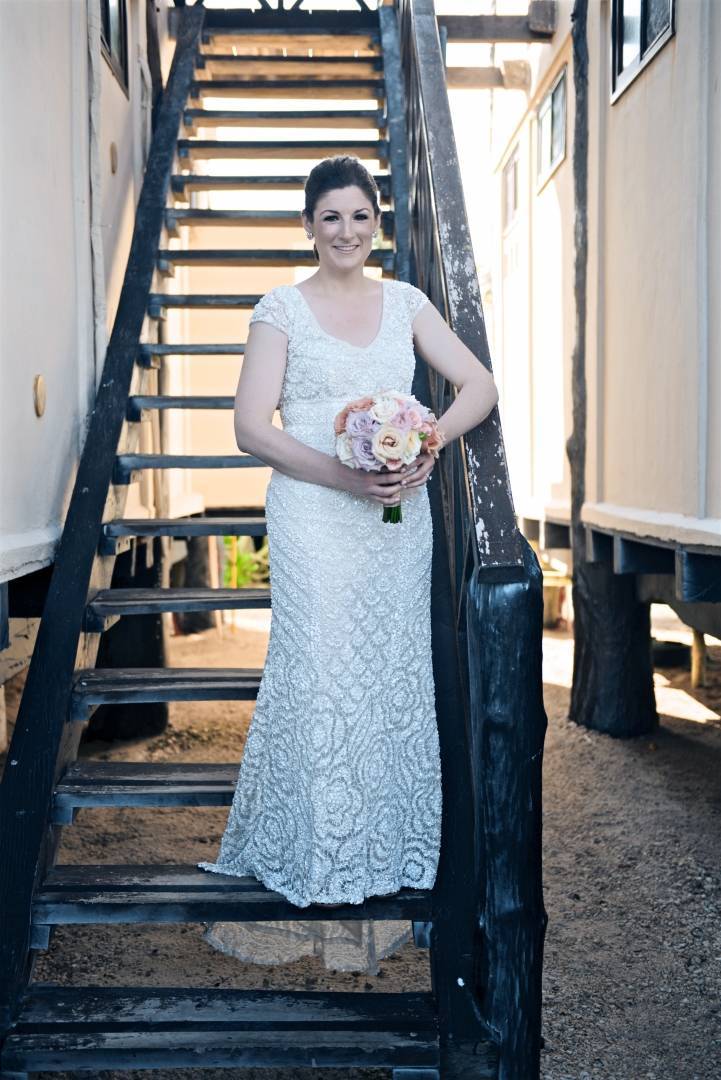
502, 147, 519, 231
536, 68, 566, 187
611, 0, 675, 101
101, 0, 129, 94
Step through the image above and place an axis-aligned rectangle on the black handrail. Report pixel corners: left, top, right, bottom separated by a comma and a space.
397, 3, 548, 1078
0, 7, 205, 1031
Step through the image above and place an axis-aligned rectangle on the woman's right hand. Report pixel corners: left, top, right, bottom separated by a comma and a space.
337, 462, 417, 507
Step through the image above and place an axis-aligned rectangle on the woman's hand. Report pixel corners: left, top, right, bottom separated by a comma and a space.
399, 452, 436, 491
339, 454, 436, 506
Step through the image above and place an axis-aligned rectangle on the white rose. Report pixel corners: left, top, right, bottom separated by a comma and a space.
400, 429, 421, 465
336, 431, 357, 466
369, 395, 401, 424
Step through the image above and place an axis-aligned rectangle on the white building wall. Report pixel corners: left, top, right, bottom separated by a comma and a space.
584, 0, 721, 547
0, 0, 176, 585
485, 0, 720, 551
0, 0, 94, 580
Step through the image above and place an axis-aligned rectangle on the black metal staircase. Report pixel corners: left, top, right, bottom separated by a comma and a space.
0, 3, 546, 1077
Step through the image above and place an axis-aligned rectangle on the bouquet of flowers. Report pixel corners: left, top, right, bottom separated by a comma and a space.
334, 390, 445, 524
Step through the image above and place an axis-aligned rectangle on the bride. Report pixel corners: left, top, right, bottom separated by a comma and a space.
197, 155, 499, 974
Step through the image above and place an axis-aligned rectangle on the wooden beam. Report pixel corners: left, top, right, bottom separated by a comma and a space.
437, 3, 557, 43
446, 66, 504, 90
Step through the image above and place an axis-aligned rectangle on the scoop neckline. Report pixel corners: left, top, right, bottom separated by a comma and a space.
291, 280, 387, 351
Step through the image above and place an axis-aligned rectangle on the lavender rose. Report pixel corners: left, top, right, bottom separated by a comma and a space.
351, 434, 383, 471
345, 409, 378, 438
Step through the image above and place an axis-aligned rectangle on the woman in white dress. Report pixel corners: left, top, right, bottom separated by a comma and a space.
198, 156, 499, 974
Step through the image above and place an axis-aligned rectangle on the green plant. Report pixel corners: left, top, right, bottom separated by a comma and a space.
223, 535, 270, 588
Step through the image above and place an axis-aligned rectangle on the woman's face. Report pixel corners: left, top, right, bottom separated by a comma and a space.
303, 185, 380, 270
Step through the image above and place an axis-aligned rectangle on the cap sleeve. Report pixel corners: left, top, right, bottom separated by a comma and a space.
397, 281, 430, 321
249, 287, 290, 334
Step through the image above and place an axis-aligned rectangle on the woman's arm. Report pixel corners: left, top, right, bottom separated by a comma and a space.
411, 301, 499, 445
234, 321, 407, 506
234, 320, 349, 489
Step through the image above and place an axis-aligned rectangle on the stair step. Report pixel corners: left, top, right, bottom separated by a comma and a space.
53, 762, 240, 820
176, 138, 389, 162
100, 515, 267, 555
182, 107, 384, 130
155, 247, 394, 272
71, 668, 263, 721
148, 292, 261, 315
201, 27, 381, 51
113, 454, 265, 485
138, 343, 245, 368
85, 587, 271, 632
32, 865, 434, 925
190, 78, 386, 100
1, 986, 442, 1073
196, 53, 384, 71
170, 172, 392, 196
127, 394, 234, 418
164, 207, 393, 235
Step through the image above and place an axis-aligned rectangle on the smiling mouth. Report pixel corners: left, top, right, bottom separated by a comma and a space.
334, 245, 360, 252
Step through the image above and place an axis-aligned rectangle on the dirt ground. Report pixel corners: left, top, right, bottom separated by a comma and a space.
2, 607, 720, 1080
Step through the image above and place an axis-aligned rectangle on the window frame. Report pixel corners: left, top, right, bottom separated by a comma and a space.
535, 65, 567, 192
100, 0, 130, 98
502, 145, 520, 234
610, 0, 676, 104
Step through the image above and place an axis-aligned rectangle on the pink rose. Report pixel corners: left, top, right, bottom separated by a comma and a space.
420, 424, 444, 457
391, 406, 424, 431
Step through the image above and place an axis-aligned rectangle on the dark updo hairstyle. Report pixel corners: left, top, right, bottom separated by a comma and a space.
304, 156, 381, 261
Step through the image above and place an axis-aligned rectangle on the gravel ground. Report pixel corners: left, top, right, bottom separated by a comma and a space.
2, 608, 720, 1079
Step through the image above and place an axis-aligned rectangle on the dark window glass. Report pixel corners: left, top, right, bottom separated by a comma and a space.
622, 0, 641, 70
536, 69, 566, 182
551, 77, 565, 164
646, 0, 672, 45
100, 0, 128, 91
503, 151, 519, 229
613, 0, 674, 88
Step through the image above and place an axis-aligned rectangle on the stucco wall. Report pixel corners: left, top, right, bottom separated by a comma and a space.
584, 0, 720, 546
488, 0, 720, 548
0, 0, 94, 580
0, 0, 176, 584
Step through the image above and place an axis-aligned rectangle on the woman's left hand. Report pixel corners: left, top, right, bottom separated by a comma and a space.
399, 452, 436, 489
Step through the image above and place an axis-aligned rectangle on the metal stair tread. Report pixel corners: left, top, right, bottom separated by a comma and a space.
1, 986, 442, 1072
113, 455, 266, 483
71, 669, 264, 717
197, 53, 383, 64
177, 137, 385, 146
182, 106, 384, 128
114, 453, 265, 469
190, 77, 385, 93
164, 207, 393, 225
155, 248, 394, 267
32, 864, 436, 924
128, 394, 235, 412
53, 761, 240, 813
139, 342, 246, 355
148, 292, 262, 310
87, 586, 271, 616
170, 172, 392, 193
103, 516, 267, 538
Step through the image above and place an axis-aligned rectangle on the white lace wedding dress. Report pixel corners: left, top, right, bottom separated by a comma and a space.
197, 278, 442, 974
